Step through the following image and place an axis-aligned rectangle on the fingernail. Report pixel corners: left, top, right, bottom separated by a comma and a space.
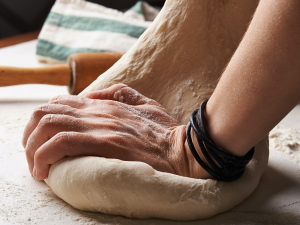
33, 167, 37, 179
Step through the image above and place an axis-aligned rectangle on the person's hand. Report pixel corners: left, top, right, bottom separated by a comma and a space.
23, 84, 211, 180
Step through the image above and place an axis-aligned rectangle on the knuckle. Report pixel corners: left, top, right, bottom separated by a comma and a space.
114, 83, 128, 89
107, 134, 123, 144
148, 99, 161, 106
48, 95, 63, 104
105, 99, 119, 107
120, 85, 134, 94
25, 146, 31, 157
25, 138, 35, 157
34, 150, 44, 162
53, 132, 72, 145
115, 87, 141, 104
21, 138, 27, 148
32, 104, 49, 119
39, 114, 56, 128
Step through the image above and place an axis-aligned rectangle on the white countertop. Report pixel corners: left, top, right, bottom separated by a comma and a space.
0, 40, 299, 225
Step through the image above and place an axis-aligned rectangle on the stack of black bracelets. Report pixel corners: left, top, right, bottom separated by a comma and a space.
186, 99, 255, 182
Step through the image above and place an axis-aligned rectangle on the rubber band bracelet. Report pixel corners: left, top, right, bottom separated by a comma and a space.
186, 99, 255, 182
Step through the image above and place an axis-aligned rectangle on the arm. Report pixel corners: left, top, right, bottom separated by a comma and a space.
204, 0, 300, 157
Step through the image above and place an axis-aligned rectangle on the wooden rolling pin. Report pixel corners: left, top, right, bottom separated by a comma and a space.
0, 52, 124, 95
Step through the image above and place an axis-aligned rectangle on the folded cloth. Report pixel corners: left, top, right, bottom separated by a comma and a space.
36, 0, 160, 64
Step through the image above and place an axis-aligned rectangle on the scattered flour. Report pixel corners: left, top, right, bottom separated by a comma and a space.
1, 101, 300, 224
270, 125, 300, 163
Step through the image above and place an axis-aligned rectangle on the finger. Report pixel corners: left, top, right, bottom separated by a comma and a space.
48, 95, 92, 109
22, 104, 79, 148
33, 132, 128, 180
86, 83, 161, 107
25, 114, 87, 174
84, 83, 128, 100
33, 132, 87, 180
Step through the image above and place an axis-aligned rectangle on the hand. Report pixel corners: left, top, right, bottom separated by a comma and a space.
23, 84, 211, 180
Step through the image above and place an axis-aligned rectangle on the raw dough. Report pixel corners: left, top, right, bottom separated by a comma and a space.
45, 138, 268, 220
80, 0, 260, 125
45, 0, 269, 221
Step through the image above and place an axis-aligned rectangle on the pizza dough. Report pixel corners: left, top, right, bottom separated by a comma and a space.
45, 0, 269, 221
45, 138, 268, 220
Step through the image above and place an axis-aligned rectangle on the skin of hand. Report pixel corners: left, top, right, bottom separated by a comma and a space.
22, 84, 211, 181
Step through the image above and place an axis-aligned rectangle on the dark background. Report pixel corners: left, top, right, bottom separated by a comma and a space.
0, 0, 165, 39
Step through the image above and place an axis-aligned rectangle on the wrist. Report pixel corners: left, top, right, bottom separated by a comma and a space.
204, 99, 251, 157
184, 100, 255, 181
183, 127, 213, 179
169, 125, 212, 179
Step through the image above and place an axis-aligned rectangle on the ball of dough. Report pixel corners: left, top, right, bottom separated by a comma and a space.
45, 136, 268, 221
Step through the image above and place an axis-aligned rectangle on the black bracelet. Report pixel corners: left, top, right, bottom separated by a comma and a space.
186, 99, 255, 182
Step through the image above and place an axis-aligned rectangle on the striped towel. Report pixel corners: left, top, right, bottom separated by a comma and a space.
36, 0, 159, 64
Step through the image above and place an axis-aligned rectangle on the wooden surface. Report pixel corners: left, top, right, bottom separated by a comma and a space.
0, 30, 40, 48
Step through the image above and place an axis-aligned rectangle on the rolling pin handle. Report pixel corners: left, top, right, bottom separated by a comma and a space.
67, 52, 124, 95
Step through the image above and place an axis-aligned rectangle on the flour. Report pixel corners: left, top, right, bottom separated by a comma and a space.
0, 102, 126, 225
270, 125, 300, 163
1, 100, 300, 224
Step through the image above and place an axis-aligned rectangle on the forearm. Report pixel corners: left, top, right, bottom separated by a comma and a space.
205, 0, 300, 156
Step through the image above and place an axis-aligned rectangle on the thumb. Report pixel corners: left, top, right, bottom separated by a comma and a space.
84, 83, 158, 106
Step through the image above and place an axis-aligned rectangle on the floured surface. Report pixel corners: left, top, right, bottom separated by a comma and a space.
270, 126, 300, 159
1, 41, 300, 224
0, 101, 300, 224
